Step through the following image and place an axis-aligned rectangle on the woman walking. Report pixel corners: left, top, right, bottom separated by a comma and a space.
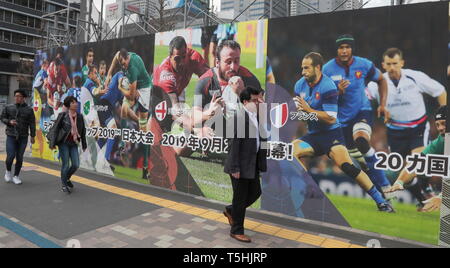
49, 96, 87, 194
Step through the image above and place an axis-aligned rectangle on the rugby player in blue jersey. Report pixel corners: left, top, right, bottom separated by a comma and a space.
293, 52, 394, 213
98, 71, 126, 168
323, 34, 392, 196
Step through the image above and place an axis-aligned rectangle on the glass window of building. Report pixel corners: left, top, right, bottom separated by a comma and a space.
0, 74, 9, 89
4, 10, 12, 23
3, 31, 11, 43
36, 0, 43, 11
46, 3, 56, 13
18, 0, 29, 8
35, 19, 41, 29
13, 13, 28, 27
26, 36, 34, 47
12, 32, 27, 46
29, 0, 36, 9
0, 10, 3, 21
27, 17, 34, 28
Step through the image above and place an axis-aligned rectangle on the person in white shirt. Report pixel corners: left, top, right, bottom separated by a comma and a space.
368, 47, 446, 158
368, 48, 447, 207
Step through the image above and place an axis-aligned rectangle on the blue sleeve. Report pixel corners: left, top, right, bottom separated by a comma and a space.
322, 61, 332, 77
365, 60, 380, 82
294, 80, 301, 96
322, 89, 338, 112
321, 79, 338, 112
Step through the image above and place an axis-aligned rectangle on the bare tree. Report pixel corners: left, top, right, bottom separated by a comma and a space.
147, 0, 178, 32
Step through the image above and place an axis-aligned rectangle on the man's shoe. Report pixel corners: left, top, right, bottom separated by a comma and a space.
12, 176, 22, 185
230, 233, 251, 243
378, 202, 395, 213
142, 168, 149, 180
4, 171, 12, 183
67, 180, 74, 188
223, 210, 234, 226
62, 186, 71, 194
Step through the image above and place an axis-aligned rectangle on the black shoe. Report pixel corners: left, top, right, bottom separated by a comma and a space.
62, 186, 71, 194
142, 168, 149, 180
67, 180, 74, 188
377, 202, 395, 213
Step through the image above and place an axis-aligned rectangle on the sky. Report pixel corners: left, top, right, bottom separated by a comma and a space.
92, 0, 442, 18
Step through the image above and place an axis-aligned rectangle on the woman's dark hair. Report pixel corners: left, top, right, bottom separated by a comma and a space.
64, 96, 77, 108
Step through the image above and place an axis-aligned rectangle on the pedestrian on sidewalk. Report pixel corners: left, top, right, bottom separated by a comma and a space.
223, 86, 267, 243
48, 96, 86, 194
1, 89, 36, 185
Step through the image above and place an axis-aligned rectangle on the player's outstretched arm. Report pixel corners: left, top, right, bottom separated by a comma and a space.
106, 51, 120, 87
437, 91, 447, 106
376, 75, 390, 123
384, 168, 416, 193
422, 194, 442, 212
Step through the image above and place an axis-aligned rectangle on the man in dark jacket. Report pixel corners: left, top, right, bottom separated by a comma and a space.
223, 86, 267, 243
1, 89, 36, 185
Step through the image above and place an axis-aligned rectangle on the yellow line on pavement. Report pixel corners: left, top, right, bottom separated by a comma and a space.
1, 155, 364, 248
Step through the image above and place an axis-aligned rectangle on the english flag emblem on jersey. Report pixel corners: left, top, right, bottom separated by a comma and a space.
155, 101, 168, 121
33, 100, 39, 112
270, 103, 289, 129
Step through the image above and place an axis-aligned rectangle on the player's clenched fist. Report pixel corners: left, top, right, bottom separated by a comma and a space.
338, 79, 350, 95
293, 96, 312, 113
228, 76, 245, 94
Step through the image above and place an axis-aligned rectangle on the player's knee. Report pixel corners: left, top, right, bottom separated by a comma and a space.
354, 137, 371, 155
294, 140, 313, 157
341, 163, 361, 179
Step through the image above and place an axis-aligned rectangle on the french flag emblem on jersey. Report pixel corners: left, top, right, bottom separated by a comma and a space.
270, 103, 289, 129
155, 101, 168, 121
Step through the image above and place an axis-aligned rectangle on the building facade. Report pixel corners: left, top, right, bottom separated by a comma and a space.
0, 0, 80, 105
290, 0, 363, 16
220, 0, 289, 21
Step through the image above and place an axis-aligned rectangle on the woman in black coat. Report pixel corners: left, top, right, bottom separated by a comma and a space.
49, 96, 87, 194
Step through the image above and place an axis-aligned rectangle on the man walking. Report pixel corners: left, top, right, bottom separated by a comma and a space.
223, 86, 267, 243
1, 90, 36, 185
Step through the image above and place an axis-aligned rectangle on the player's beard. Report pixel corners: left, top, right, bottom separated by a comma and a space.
218, 67, 237, 82
305, 73, 317, 84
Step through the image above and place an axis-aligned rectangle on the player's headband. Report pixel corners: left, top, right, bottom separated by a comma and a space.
336, 35, 355, 48
435, 106, 447, 121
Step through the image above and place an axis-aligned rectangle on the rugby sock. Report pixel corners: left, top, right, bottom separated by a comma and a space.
143, 144, 149, 170
365, 149, 391, 188
367, 186, 386, 205
349, 148, 367, 170
97, 138, 106, 149
105, 139, 115, 162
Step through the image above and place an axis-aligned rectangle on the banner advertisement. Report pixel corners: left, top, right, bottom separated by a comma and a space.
266, 2, 448, 245
31, 2, 448, 246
